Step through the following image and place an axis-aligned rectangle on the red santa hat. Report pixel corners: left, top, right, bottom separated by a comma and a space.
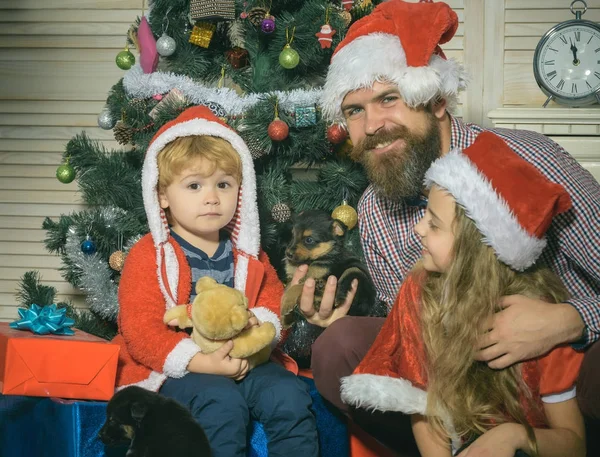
142, 106, 261, 308
321, 0, 469, 123
425, 132, 572, 271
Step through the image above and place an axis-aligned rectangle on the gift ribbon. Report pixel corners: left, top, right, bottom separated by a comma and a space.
10, 304, 75, 336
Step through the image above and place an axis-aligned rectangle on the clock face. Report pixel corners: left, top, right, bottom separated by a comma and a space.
535, 21, 600, 104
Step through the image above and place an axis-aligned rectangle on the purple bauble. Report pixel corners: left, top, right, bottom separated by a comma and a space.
261, 16, 275, 33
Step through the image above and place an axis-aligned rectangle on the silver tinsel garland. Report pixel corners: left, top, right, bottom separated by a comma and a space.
123, 65, 323, 116
62, 207, 143, 321
65, 230, 119, 321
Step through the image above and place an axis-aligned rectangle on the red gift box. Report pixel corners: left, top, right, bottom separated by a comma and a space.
0, 322, 119, 401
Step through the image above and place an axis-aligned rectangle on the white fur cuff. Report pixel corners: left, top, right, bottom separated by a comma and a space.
162, 338, 201, 378
251, 306, 282, 344
341, 374, 427, 414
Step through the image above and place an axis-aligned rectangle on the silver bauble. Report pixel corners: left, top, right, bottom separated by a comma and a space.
97, 110, 116, 130
156, 33, 177, 57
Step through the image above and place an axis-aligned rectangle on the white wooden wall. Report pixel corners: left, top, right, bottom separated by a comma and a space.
0, 0, 598, 322
0, 0, 139, 321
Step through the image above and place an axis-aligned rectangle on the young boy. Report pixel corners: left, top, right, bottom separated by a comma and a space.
112, 106, 318, 457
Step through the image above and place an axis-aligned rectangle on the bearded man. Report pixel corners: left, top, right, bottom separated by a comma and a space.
286, 0, 600, 454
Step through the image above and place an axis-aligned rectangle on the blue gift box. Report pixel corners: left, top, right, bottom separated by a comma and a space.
0, 377, 347, 457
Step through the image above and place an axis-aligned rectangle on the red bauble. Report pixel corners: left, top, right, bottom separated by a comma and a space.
327, 124, 348, 144
268, 119, 289, 141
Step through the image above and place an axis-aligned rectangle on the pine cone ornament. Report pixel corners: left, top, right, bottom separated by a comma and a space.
113, 121, 133, 145
248, 7, 268, 26
245, 135, 268, 159
271, 203, 291, 223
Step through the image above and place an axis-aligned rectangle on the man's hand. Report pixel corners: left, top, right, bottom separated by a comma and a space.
289, 264, 358, 328
457, 423, 526, 457
475, 295, 585, 369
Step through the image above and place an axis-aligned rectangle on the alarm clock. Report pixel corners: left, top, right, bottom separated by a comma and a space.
533, 0, 600, 107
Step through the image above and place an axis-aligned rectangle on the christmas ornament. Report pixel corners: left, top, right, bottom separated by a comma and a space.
332, 200, 358, 230
327, 124, 348, 144
113, 120, 133, 145
243, 135, 269, 159
342, 0, 354, 11
316, 24, 336, 49
271, 203, 292, 223
261, 14, 276, 33
115, 46, 135, 70
190, 0, 236, 21
339, 10, 352, 26
81, 236, 97, 255
109, 250, 126, 272
138, 16, 158, 73
240, 2, 249, 19
156, 33, 176, 56
97, 109, 116, 130
149, 88, 187, 119
225, 47, 249, 69
248, 7, 268, 26
295, 105, 317, 127
189, 22, 216, 48
337, 138, 354, 158
206, 101, 226, 118
279, 45, 299, 69
267, 100, 289, 142
268, 119, 289, 141
56, 158, 76, 184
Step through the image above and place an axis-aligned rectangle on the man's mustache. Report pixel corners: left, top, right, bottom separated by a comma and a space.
351, 126, 410, 161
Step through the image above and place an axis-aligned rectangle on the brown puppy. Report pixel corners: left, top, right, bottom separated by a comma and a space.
99, 386, 212, 457
281, 209, 385, 328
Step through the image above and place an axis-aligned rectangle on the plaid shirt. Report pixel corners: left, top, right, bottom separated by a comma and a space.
358, 115, 600, 347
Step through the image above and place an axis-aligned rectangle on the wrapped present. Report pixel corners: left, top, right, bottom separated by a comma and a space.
189, 22, 216, 48
225, 47, 249, 69
0, 395, 127, 457
0, 376, 348, 457
190, 0, 236, 21
0, 322, 119, 401
295, 105, 318, 127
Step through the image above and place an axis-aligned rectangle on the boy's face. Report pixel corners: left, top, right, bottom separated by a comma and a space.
159, 159, 239, 244
413, 185, 455, 273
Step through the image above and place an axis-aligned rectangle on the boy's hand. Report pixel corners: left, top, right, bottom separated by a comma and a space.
187, 341, 249, 380
244, 310, 259, 330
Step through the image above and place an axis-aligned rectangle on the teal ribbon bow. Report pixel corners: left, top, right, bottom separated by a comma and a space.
10, 303, 75, 336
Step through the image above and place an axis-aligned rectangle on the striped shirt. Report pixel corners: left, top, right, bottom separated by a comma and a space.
358, 115, 600, 346
170, 230, 234, 302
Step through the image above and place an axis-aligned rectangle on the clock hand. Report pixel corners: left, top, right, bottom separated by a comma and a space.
570, 43, 579, 64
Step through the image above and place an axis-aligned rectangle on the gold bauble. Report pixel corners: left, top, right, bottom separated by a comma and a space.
109, 250, 126, 271
339, 10, 352, 27
331, 200, 358, 230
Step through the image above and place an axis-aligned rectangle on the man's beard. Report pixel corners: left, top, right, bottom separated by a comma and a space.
351, 114, 441, 201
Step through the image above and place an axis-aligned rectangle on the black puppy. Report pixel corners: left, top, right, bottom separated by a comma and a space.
99, 386, 212, 457
281, 209, 384, 327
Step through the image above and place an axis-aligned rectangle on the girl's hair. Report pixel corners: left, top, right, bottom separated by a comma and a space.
157, 135, 242, 190
420, 203, 568, 453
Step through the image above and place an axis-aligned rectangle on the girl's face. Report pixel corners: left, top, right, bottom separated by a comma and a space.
414, 185, 456, 273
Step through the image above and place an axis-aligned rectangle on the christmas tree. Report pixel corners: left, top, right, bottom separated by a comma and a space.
18, 0, 381, 350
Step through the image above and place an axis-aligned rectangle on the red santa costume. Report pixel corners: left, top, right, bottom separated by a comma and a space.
113, 106, 287, 392
340, 133, 585, 441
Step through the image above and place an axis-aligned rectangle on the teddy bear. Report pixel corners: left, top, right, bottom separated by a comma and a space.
163, 276, 275, 369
